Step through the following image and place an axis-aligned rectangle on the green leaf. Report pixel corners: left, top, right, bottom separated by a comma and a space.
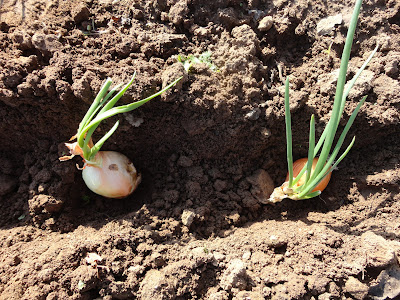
285, 77, 293, 188
82, 76, 182, 136
305, 115, 315, 186
89, 120, 120, 160
76, 75, 182, 161
78, 78, 112, 141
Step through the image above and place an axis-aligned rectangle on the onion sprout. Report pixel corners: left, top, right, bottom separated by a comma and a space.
268, 0, 378, 203
60, 73, 182, 198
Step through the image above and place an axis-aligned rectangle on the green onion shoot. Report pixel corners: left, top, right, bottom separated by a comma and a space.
59, 73, 182, 198
268, 0, 378, 203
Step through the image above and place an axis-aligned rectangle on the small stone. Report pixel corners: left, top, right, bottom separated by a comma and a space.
246, 169, 275, 203
85, 253, 103, 266
234, 290, 264, 300
242, 251, 251, 260
316, 14, 343, 36
220, 259, 247, 290
245, 108, 261, 120
150, 253, 165, 267
361, 231, 400, 268
9, 255, 21, 266
369, 264, 400, 300
28, 194, 63, 214
177, 155, 193, 167
266, 234, 288, 248
139, 270, 166, 299
124, 115, 144, 127
318, 293, 332, 300
258, 16, 273, 31
214, 179, 228, 192
191, 247, 213, 263
181, 209, 196, 226
213, 252, 226, 262
344, 277, 368, 300
71, 4, 90, 23
31, 33, 62, 55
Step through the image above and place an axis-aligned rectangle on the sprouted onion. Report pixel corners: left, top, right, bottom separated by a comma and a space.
268, 0, 378, 203
59, 73, 182, 198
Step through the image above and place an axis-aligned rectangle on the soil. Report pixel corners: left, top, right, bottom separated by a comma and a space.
0, 0, 400, 299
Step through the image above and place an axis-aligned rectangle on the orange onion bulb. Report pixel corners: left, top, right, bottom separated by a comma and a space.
286, 157, 331, 193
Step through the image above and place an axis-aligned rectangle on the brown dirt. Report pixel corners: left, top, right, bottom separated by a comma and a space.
1, 0, 400, 299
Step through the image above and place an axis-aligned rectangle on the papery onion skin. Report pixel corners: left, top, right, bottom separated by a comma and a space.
286, 157, 332, 193
82, 151, 141, 198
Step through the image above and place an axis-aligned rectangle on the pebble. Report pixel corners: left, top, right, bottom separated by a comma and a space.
213, 252, 226, 262
220, 259, 247, 290
316, 14, 342, 35
233, 290, 264, 300
361, 231, 400, 268
344, 276, 368, 300
71, 3, 90, 23
318, 292, 332, 300
258, 16, 273, 31
246, 169, 275, 204
181, 209, 196, 226
191, 247, 211, 259
31, 33, 62, 54
138, 269, 165, 299
369, 264, 400, 300
266, 234, 288, 248
245, 107, 261, 120
242, 251, 251, 260
177, 155, 193, 167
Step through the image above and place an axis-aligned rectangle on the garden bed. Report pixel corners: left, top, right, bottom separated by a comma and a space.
0, 0, 400, 298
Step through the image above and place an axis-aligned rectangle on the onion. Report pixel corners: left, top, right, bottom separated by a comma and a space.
82, 151, 141, 198
286, 158, 331, 193
59, 74, 181, 199
267, 0, 377, 203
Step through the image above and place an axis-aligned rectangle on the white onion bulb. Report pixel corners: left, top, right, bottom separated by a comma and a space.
82, 151, 141, 198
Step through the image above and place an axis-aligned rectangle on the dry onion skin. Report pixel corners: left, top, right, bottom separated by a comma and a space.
59, 73, 181, 198
268, 0, 377, 203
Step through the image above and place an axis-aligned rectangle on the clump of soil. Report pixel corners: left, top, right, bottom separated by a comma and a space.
1, 0, 400, 299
